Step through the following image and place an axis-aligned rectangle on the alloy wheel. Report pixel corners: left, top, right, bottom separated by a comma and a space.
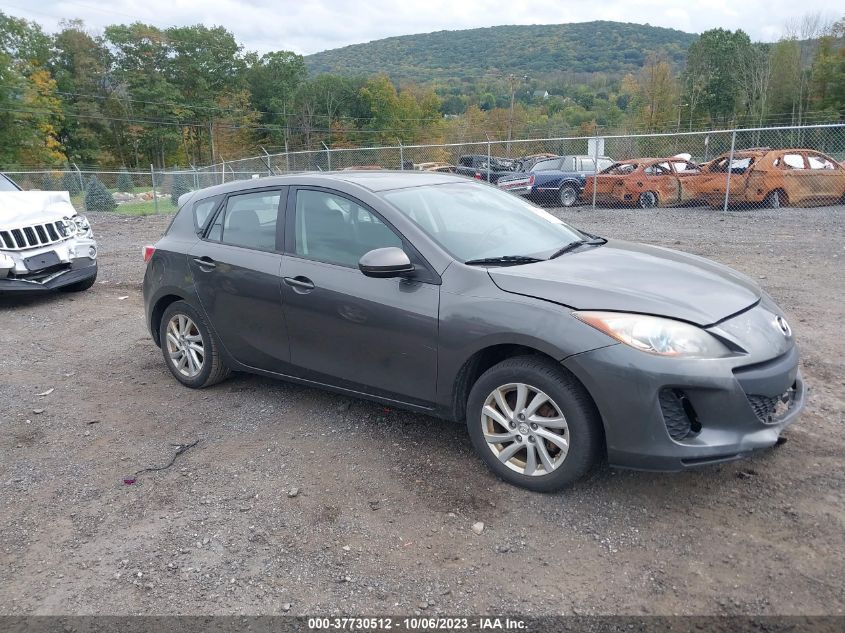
165, 314, 205, 378
560, 186, 577, 207
639, 191, 657, 208
481, 383, 570, 476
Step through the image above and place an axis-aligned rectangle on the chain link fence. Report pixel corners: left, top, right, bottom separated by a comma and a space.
6, 124, 845, 214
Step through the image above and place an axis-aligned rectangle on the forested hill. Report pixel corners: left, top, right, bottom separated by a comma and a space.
305, 21, 698, 81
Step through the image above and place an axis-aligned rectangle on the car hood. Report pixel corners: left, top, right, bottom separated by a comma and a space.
488, 240, 761, 326
0, 191, 77, 227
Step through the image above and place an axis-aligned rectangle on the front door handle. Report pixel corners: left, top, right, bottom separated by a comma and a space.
193, 256, 216, 269
284, 276, 315, 292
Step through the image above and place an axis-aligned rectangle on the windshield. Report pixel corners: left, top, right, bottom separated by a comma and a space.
0, 174, 21, 192
382, 182, 584, 262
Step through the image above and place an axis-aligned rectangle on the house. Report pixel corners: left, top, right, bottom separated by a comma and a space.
532, 90, 549, 100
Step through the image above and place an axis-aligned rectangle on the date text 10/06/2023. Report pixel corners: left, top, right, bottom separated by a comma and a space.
307, 617, 527, 630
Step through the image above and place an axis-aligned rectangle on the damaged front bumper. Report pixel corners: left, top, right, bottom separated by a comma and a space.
0, 236, 97, 293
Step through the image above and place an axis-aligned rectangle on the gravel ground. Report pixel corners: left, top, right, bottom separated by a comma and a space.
0, 205, 843, 616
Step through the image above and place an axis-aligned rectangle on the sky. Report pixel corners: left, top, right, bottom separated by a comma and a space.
3, 0, 840, 55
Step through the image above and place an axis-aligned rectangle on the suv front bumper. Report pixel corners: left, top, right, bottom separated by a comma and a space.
0, 236, 97, 293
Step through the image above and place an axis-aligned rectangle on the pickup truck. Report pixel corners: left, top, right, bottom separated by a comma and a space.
496, 154, 614, 207
454, 154, 517, 184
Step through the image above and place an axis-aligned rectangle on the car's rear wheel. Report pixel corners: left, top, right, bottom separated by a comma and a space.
559, 184, 578, 207
466, 356, 603, 492
159, 300, 230, 388
639, 191, 658, 208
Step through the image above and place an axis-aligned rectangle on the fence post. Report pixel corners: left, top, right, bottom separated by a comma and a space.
261, 146, 272, 176
398, 140, 404, 170
72, 162, 85, 211
486, 137, 492, 183
150, 164, 159, 214
222, 159, 226, 184
591, 135, 599, 211
285, 138, 290, 172
723, 130, 737, 213
322, 141, 331, 171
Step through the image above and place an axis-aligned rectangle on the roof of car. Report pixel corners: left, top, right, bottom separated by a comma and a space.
185, 170, 467, 201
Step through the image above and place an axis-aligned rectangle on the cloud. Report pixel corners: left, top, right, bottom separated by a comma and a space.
6, 0, 840, 55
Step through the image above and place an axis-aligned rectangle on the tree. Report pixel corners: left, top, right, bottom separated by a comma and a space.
625, 55, 678, 132
61, 171, 81, 195
85, 176, 116, 212
683, 29, 753, 125
170, 172, 191, 206
117, 168, 135, 192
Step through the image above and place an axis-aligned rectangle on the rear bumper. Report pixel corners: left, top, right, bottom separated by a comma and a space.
562, 341, 805, 472
0, 258, 97, 293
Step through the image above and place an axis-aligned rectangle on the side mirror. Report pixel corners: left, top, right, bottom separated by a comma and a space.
358, 247, 415, 278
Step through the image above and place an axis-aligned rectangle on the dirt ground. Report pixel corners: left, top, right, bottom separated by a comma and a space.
0, 204, 843, 616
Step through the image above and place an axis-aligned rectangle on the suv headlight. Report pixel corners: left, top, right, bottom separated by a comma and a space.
64, 215, 92, 237
573, 311, 732, 359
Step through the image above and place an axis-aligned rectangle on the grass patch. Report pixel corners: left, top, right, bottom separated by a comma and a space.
114, 199, 177, 216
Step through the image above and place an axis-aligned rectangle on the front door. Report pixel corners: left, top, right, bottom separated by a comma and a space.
189, 187, 291, 372
280, 187, 439, 405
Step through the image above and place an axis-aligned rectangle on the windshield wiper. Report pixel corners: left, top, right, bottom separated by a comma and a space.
549, 234, 607, 259
464, 255, 543, 266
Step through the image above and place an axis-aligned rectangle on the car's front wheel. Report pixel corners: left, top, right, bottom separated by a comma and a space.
466, 356, 603, 492
639, 191, 658, 208
159, 300, 230, 388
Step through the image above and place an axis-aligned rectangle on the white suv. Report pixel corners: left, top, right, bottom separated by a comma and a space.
0, 173, 97, 294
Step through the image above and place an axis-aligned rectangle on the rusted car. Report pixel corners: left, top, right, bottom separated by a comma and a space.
414, 162, 456, 173
582, 157, 703, 208
693, 149, 845, 208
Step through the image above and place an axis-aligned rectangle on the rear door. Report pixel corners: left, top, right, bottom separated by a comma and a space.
188, 187, 291, 372
805, 152, 845, 202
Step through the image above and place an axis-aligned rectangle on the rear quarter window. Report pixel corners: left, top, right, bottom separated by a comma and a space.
193, 197, 220, 231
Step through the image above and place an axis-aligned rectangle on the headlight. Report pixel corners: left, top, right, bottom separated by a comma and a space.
573, 311, 732, 359
64, 215, 92, 237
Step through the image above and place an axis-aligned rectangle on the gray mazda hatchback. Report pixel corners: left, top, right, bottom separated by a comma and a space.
143, 171, 804, 491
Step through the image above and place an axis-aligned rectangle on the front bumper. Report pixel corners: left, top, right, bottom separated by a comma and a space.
562, 306, 805, 471
0, 257, 97, 293
0, 236, 97, 293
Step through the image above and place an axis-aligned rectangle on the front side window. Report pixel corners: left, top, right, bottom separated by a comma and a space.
207, 190, 280, 250
644, 164, 671, 176
604, 163, 637, 175
0, 174, 20, 191
776, 154, 806, 170
294, 190, 402, 267
382, 182, 584, 262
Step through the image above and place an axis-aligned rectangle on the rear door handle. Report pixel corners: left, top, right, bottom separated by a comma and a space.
284, 276, 315, 292
192, 256, 216, 269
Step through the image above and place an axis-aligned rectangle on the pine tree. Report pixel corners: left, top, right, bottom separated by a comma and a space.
117, 168, 135, 192
84, 175, 116, 212
170, 172, 191, 206
61, 171, 82, 196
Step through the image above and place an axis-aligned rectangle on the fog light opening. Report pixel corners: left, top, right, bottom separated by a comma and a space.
677, 390, 702, 435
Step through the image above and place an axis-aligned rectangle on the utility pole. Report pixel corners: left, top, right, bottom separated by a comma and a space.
507, 73, 528, 155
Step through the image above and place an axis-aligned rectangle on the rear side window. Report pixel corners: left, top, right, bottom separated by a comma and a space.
193, 197, 219, 231
206, 190, 281, 251
533, 159, 561, 171
807, 154, 836, 170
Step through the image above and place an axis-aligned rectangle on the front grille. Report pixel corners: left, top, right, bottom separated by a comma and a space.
747, 383, 797, 424
0, 220, 69, 251
659, 388, 701, 441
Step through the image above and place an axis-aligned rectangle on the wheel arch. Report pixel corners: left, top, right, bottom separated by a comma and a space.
450, 343, 601, 431
150, 293, 189, 347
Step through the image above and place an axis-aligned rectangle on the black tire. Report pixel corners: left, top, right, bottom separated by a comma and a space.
59, 269, 97, 292
764, 189, 784, 209
559, 184, 579, 208
159, 300, 230, 388
466, 355, 603, 492
639, 191, 658, 208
